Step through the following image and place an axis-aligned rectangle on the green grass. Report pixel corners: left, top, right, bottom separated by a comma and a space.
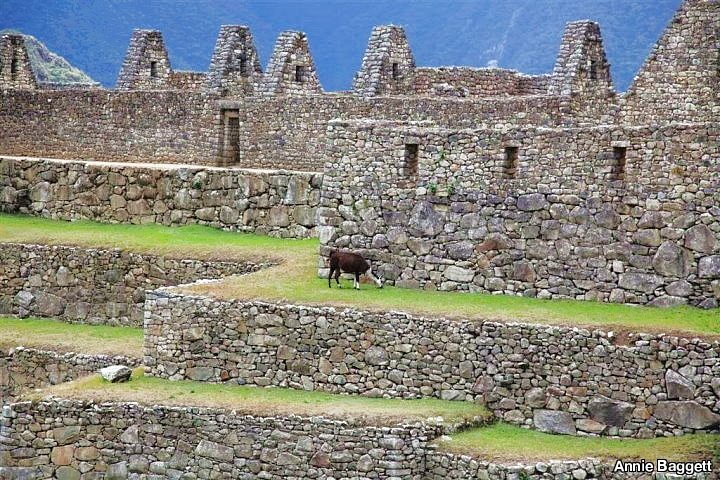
0, 316, 143, 357
438, 423, 720, 462
37, 368, 490, 427
2, 213, 719, 336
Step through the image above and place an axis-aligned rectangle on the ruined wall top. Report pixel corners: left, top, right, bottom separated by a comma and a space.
353, 25, 415, 97
621, 0, 719, 124
116, 29, 172, 90
205, 25, 263, 96
0, 34, 37, 90
258, 31, 322, 96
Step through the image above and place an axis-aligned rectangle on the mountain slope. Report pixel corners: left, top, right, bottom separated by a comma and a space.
0, 1, 683, 91
1, 29, 97, 85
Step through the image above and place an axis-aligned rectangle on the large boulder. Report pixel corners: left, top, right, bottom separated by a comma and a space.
699, 256, 720, 279
684, 225, 718, 253
100, 365, 132, 383
652, 242, 691, 277
533, 410, 576, 435
409, 201, 445, 237
654, 401, 720, 429
665, 370, 695, 400
587, 396, 634, 427
618, 273, 664, 294
517, 193, 547, 212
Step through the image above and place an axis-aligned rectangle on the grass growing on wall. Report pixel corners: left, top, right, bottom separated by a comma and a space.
437, 423, 719, 462
2, 213, 719, 336
0, 317, 143, 357
37, 368, 490, 427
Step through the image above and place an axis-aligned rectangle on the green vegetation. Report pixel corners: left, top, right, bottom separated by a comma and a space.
438, 423, 719, 462
0, 316, 142, 357
0, 29, 97, 85
2, 213, 719, 336
37, 368, 490, 426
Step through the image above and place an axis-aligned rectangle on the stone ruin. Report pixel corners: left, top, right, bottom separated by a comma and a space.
0, 34, 37, 90
0, 0, 717, 309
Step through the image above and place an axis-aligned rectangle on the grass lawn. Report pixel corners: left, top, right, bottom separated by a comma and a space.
437, 423, 719, 463
35, 368, 490, 427
0, 316, 143, 357
2, 213, 719, 336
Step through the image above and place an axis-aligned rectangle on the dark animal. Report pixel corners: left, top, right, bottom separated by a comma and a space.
328, 250, 384, 290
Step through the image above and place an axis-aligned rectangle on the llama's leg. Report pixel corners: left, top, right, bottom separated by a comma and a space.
335, 269, 342, 287
328, 266, 334, 288
355, 272, 361, 290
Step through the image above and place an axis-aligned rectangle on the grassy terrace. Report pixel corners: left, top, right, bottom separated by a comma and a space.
0, 317, 143, 357
438, 423, 719, 463
2, 213, 719, 336
34, 368, 490, 427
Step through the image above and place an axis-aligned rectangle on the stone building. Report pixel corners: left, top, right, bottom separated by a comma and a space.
0, 0, 717, 307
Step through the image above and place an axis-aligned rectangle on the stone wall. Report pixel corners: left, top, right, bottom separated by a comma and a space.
0, 399, 440, 479
205, 25, 263, 96
168, 71, 207, 91
353, 25, 416, 97
318, 120, 720, 307
258, 31, 322, 96
0, 89, 577, 171
116, 29, 172, 91
620, 0, 719, 124
412, 68, 550, 98
0, 156, 322, 238
0, 243, 265, 326
424, 452, 707, 480
223, 94, 571, 171
0, 90, 220, 165
0, 347, 139, 404
0, 34, 37, 90
144, 292, 720, 438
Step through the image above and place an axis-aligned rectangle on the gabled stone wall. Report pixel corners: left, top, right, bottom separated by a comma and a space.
353, 25, 416, 97
621, 0, 719, 124
116, 29, 172, 90
259, 31, 322, 96
205, 25, 263, 96
0, 34, 37, 90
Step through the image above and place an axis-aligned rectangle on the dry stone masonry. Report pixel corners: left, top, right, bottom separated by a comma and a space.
318, 120, 719, 307
0, 400, 442, 479
0, 243, 267, 326
0, 348, 139, 404
0, 34, 37, 90
0, 156, 322, 238
144, 292, 720, 439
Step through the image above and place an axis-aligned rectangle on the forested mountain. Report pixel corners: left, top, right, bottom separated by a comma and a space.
0, 0, 682, 91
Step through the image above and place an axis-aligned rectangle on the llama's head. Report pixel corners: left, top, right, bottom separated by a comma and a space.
369, 268, 384, 289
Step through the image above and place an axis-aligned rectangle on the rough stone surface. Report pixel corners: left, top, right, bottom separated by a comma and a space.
0, 242, 266, 326
1, 347, 139, 404
144, 293, 720, 438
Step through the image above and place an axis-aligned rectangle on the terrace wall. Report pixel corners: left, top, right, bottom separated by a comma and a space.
0, 243, 265, 326
144, 292, 720, 439
319, 121, 720, 308
0, 347, 139, 404
0, 400, 439, 479
0, 156, 322, 238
